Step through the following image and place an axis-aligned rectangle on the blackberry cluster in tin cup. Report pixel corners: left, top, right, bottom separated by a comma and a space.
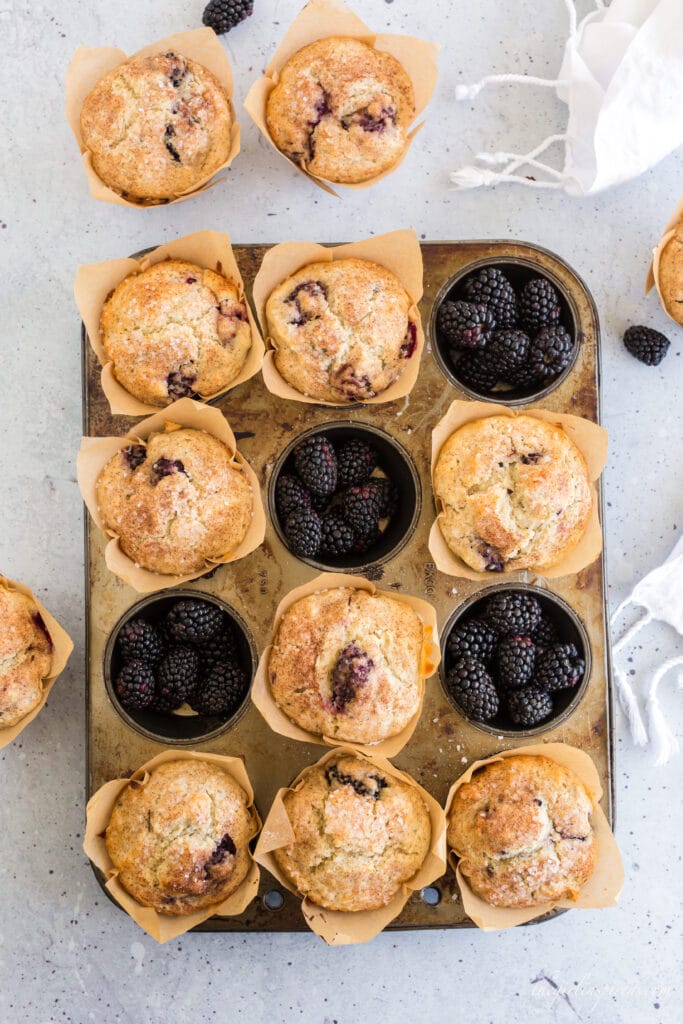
113, 598, 248, 720
436, 267, 575, 395
444, 591, 586, 728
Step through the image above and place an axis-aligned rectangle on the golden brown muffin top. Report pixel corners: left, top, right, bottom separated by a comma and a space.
0, 586, 53, 729
658, 223, 683, 326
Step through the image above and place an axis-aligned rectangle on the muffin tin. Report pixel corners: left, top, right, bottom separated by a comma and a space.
82, 240, 614, 931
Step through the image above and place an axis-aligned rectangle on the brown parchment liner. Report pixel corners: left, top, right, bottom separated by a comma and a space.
443, 743, 623, 931
243, 0, 439, 196
647, 192, 683, 324
0, 576, 74, 749
252, 572, 440, 757
65, 28, 240, 208
254, 745, 446, 944
83, 750, 261, 943
428, 401, 609, 581
74, 230, 265, 416
76, 397, 266, 593
252, 230, 426, 406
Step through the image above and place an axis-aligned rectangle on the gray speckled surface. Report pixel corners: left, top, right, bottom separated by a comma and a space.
1, 1, 682, 1021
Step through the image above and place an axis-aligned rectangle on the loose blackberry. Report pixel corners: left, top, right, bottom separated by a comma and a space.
534, 615, 559, 651
485, 591, 542, 637
454, 351, 498, 393
336, 439, 378, 488
156, 645, 199, 706
284, 507, 322, 558
534, 643, 585, 692
117, 618, 163, 664
437, 301, 495, 350
319, 512, 355, 556
507, 686, 553, 727
198, 629, 239, 674
446, 657, 499, 722
485, 329, 530, 379
275, 473, 311, 520
446, 619, 497, 665
293, 435, 338, 497
623, 325, 670, 366
495, 636, 536, 690
529, 325, 574, 380
202, 0, 254, 34
342, 483, 383, 536
519, 278, 561, 332
192, 661, 248, 716
165, 599, 224, 644
462, 267, 517, 328
114, 660, 155, 710
373, 477, 398, 519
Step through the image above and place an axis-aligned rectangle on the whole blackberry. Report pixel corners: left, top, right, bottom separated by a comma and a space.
506, 359, 540, 389
342, 483, 382, 536
437, 300, 495, 350
117, 618, 162, 664
446, 619, 497, 665
166, 599, 224, 644
192, 661, 248, 716
275, 473, 311, 520
320, 512, 356, 556
336, 439, 378, 488
156, 645, 199, 706
114, 660, 155, 710
284, 507, 322, 557
623, 325, 670, 366
534, 642, 585, 692
446, 657, 499, 721
507, 686, 553, 727
351, 525, 381, 554
529, 325, 574, 380
198, 629, 238, 674
534, 615, 559, 651
495, 635, 536, 690
293, 435, 338, 496
519, 278, 561, 332
462, 267, 517, 327
485, 591, 542, 637
373, 477, 398, 519
454, 351, 498, 393
485, 329, 530, 379
202, 0, 254, 34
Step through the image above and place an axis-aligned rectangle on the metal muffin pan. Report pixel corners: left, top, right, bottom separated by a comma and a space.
82, 240, 614, 932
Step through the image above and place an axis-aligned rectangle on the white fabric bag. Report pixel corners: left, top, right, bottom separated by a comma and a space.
451, 0, 683, 196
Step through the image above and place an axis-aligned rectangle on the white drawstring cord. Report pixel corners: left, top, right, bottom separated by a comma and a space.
455, 74, 567, 103
647, 657, 683, 766
450, 134, 569, 190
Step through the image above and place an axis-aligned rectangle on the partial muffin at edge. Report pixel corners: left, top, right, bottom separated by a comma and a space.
0, 586, 53, 729
657, 223, 683, 325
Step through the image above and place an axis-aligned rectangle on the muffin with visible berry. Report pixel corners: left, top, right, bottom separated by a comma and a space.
0, 586, 54, 729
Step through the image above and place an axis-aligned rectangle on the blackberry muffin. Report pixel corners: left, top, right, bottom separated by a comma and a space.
100, 259, 251, 406
274, 753, 431, 912
105, 760, 258, 915
433, 415, 592, 573
96, 428, 252, 575
268, 587, 424, 744
447, 755, 598, 908
0, 586, 53, 729
265, 37, 415, 184
266, 258, 418, 403
657, 223, 683, 325
80, 51, 232, 202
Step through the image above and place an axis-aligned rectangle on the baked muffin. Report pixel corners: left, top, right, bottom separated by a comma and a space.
266, 258, 418, 403
105, 760, 258, 916
447, 755, 598, 908
433, 415, 592, 573
96, 428, 252, 575
266, 37, 415, 184
269, 587, 424, 744
274, 753, 431, 912
100, 259, 251, 406
0, 586, 53, 728
657, 223, 683, 325
80, 51, 232, 202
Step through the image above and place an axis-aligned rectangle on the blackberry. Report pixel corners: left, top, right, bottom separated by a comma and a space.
507, 686, 553, 727
293, 435, 337, 496
336, 439, 378, 488
351, 525, 381, 554
373, 477, 398, 519
495, 636, 536, 690
166, 599, 224, 644
326, 763, 387, 799
123, 444, 146, 471
198, 629, 239, 674
462, 267, 517, 328
485, 329, 530, 379
437, 300, 495, 350
331, 644, 374, 711
454, 351, 498, 393
117, 618, 162, 664
114, 660, 155, 710
519, 278, 561, 332
202, 0, 254, 34
319, 512, 355, 557
534, 643, 585, 692
529, 325, 574, 380
506, 359, 541, 389
446, 619, 497, 665
284, 507, 322, 558
623, 325, 670, 366
446, 657, 499, 721
275, 473, 311, 520
485, 591, 542, 637
156, 645, 199, 706
342, 483, 382, 536
192, 661, 248, 716
534, 615, 559, 651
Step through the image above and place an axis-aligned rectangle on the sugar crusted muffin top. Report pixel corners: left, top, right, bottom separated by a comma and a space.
0, 586, 53, 729
266, 37, 415, 184
100, 259, 251, 407
105, 760, 258, 916
447, 755, 598, 908
433, 415, 592, 573
274, 753, 431, 912
266, 257, 418, 403
96, 427, 252, 576
80, 51, 232, 202
657, 223, 683, 325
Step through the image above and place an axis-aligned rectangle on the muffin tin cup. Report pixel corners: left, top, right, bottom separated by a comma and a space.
442, 743, 623, 931
104, 590, 258, 747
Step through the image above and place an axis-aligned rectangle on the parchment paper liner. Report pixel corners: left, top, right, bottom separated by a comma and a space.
428, 401, 609, 581
76, 397, 265, 593
65, 28, 240, 208
443, 742, 623, 931
84, 750, 261, 943
254, 745, 446, 944
252, 230, 425, 406
244, 0, 439, 196
252, 572, 440, 757
74, 230, 265, 416
0, 576, 73, 749
646, 192, 683, 324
